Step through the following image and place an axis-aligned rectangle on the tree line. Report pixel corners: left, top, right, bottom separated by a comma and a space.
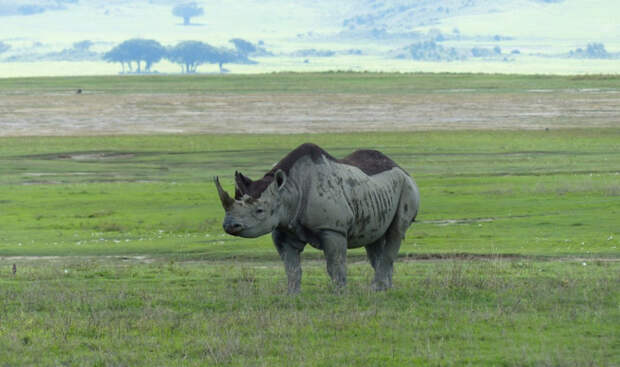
399, 41, 503, 62
103, 38, 258, 74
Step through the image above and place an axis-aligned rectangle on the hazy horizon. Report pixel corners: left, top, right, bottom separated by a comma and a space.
1, 0, 619, 77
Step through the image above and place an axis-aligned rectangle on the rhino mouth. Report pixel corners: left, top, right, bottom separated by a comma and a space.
231, 229, 264, 239
223, 223, 244, 236
223, 222, 278, 239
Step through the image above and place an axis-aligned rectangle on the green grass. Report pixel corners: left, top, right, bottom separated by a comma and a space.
1, 258, 618, 366
1, 130, 618, 259
0, 73, 619, 366
1, 130, 618, 365
1, 72, 620, 95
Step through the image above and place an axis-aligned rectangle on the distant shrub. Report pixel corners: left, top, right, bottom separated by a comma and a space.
585, 43, 610, 58
471, 46, 502, 58
48, 42, 99, 61
229, 38, 272, 57
345, 49, 363, 55
0, 0, 75, 16
229, 39, 256, 56
73, 40, 94, 51
471, 47, 491, 57
569, 43, 610, 59
4, 40, 99, 62
292, 49, 335, 57
427, 28, 444, 42
370, 28, 389, 39
404, 41, 462, 61
0, 41, 10, 54
17, 5, 46, 15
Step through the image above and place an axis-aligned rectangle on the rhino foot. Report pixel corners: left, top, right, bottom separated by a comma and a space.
371, 279, 392, 292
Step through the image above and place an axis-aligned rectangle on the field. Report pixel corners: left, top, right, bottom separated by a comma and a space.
2, 73, 620, 136
0, 73, 619, 366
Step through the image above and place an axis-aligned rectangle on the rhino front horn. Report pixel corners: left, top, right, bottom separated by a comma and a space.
214, 176, 234, 210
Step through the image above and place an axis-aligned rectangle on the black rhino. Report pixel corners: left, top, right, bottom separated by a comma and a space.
215, 143, 419, 293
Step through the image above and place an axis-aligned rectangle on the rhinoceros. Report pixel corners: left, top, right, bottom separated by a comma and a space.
214, 143, 419, 293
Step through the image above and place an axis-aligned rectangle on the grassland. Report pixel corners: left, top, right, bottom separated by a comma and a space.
0, 73, 619, 366
2, 72, 620, 95
1, 130, 618, 258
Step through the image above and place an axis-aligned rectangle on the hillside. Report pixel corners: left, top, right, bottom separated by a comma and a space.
342, 0, 526, 31
0, 0, 618, 76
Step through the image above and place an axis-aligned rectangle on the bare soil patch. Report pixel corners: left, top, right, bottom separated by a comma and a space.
58, 152, 136, 160
2, 254, 616, 265
0, 255, 155, 263
1, 91, 619, 136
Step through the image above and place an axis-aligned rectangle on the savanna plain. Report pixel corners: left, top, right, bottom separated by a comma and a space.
0, 73, 619, 366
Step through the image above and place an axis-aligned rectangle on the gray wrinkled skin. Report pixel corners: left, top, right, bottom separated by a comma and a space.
215, 152, 419, 294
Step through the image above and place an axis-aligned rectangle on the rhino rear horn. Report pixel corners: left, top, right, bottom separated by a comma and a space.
234, 171, 252, 197
214, 176, 234, 210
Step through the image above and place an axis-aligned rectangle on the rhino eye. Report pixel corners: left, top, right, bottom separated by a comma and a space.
256, 208, 265, 214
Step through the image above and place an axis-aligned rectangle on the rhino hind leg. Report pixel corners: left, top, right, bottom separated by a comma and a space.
366, 231, 401, 291
365, 236, 392, 290
368, 183, 417, 291
365, 237, 384, 271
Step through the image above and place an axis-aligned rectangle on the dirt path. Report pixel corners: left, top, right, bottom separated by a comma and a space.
2, 254, 617, 264
1, 91, 619, 136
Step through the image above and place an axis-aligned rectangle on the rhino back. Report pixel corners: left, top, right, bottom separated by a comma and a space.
240, 144, 401, 199
340, 149, 400, 176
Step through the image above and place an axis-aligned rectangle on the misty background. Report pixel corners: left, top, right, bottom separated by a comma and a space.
1, 0, 618, 77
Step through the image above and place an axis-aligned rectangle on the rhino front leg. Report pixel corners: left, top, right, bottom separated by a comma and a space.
273, 230, 304, 294
281, 247, 302, 294
321, 231, 347, 289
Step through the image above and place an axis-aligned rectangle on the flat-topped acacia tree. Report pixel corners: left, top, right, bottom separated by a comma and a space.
103, 38, 165, 73
172, 2, 204, 26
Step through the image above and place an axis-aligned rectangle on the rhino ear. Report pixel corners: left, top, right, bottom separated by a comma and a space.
274, 169, 287, 190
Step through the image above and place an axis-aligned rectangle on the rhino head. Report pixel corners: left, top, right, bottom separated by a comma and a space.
214, 170, 288, 238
